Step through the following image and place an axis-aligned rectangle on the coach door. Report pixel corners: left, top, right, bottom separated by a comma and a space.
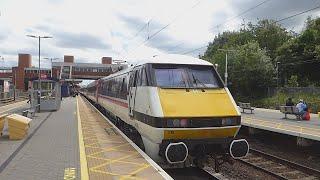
128, 69, 138, 117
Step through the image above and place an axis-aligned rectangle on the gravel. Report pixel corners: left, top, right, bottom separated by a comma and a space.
239, 127, 320, 171
205, 158, 278, 180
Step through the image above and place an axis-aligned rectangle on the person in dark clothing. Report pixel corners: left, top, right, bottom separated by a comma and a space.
286, 98, 294, 106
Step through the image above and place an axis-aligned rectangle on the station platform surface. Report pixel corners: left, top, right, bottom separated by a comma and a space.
241, 107, 320, 141
0, 96, 170, 179
77, 96, 170, 179
0, 97, 80, 180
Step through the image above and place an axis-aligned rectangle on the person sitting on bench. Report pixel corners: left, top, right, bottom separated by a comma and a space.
296, 99, 307, 115
285, 98, 294, 106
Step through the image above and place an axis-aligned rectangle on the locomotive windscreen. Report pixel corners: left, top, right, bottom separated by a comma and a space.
152, 64, 223, 88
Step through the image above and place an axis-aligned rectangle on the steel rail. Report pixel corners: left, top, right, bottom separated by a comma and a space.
238, 148, 320, 179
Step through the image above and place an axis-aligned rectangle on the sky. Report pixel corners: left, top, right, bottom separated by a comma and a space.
0, 0, 320, 68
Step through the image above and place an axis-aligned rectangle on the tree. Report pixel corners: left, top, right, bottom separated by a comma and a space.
287, 75, 299, 87
228, 41, 275, 99
249, 19, 292, 65
276, 17, 320, 86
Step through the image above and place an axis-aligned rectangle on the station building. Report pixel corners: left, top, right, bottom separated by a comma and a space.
0, 54, 126, 91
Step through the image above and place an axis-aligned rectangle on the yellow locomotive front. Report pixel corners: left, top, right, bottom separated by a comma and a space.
144, 62, 249, 167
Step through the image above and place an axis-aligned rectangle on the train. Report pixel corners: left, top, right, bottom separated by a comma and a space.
81, 54, 249, 170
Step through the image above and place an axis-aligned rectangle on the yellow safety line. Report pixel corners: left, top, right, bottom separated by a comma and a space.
77, 97, 89, 180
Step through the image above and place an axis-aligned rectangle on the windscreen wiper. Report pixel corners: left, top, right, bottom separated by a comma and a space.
192, 74, 206, 92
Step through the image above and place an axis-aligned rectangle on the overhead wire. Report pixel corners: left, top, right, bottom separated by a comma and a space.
210, 0, 272, 31
123, 0, 201, 57
179, 3, 320, 55
174, 0, 272, 54
275, 5, 320, 23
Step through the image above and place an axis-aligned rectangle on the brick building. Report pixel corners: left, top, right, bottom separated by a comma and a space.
1, 54, 126, 91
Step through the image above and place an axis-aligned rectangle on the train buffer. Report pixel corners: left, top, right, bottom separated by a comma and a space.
0, 96, 171, 179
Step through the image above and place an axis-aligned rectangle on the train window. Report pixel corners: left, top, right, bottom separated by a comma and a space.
188, 66, 221, 88
154, 68, 188, 88
136, 69, 142, 86
132, 71, 138, 87
119, 77, 128, 99
141, 67, 148, 86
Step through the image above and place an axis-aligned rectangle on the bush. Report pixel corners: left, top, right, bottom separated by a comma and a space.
251, 92, 320, 113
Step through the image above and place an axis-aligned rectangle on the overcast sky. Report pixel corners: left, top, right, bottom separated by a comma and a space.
0, 0, 319, 68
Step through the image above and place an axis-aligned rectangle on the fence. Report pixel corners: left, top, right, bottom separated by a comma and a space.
0, 90, 28, 101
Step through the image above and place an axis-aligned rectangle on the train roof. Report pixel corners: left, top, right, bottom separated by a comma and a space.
100, 54, 213, 80
135, 54, 212, 66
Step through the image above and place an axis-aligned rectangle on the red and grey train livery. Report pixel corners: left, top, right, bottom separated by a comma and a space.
82, 54, 249, 168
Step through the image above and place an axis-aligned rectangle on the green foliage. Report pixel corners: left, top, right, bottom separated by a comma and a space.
254, 92, 320, 113
276, 17, 320, 86
250, 19, 292, 64
287, 75, 299, 87
201, 17, 320, 101
228, 41, 275, 98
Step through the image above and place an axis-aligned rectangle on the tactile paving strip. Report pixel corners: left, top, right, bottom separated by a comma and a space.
78, 97, 164, 180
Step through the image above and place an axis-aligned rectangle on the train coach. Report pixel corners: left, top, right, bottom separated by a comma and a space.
82, 54, 249, 169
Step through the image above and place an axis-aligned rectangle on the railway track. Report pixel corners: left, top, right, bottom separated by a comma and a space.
238, 148, 320, 179
165, 167, 226, 180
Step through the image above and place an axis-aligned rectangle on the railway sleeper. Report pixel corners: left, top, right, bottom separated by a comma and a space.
241, 156, 263, 161
251, 161, 273, 166
299, 176, 319, 180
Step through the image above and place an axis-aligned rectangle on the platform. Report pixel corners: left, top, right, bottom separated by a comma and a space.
0, 97, 79, 180
77, 96, 170, 179
241, 108, 320, 141
0, 96, 170, 179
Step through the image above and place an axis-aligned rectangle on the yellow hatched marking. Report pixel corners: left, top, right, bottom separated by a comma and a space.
90, 152, 139, 170
90, 169, 144, 179
87, 156, 144, 166
125, 164, 151, 177
277, 123, 282, 128
78, 97, 163, 179
64, 168, 76, 180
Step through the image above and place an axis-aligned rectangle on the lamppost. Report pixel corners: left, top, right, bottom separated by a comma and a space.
277, 61, 280, 108
26, 35, 52, 112
217, 49, 237, 86
44, 57, 59, 78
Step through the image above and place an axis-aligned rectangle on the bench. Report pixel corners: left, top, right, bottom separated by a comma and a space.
279, 106, 301, 120
239, 102, 254, 113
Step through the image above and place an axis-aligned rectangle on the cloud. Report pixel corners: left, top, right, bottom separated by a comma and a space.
118, 14, 163, 39
54, 31, 111, 50
229, 0, 320, 30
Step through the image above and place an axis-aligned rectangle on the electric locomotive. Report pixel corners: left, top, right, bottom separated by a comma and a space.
83, 54, 249, 169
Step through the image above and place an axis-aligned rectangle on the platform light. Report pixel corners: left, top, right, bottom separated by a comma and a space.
26, 34, 53, 112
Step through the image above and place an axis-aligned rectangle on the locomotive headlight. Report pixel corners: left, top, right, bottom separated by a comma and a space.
166, 119, 189, 128
221, 118, 236, 126
173, 119, 180, 127
180, 119, 188, 127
